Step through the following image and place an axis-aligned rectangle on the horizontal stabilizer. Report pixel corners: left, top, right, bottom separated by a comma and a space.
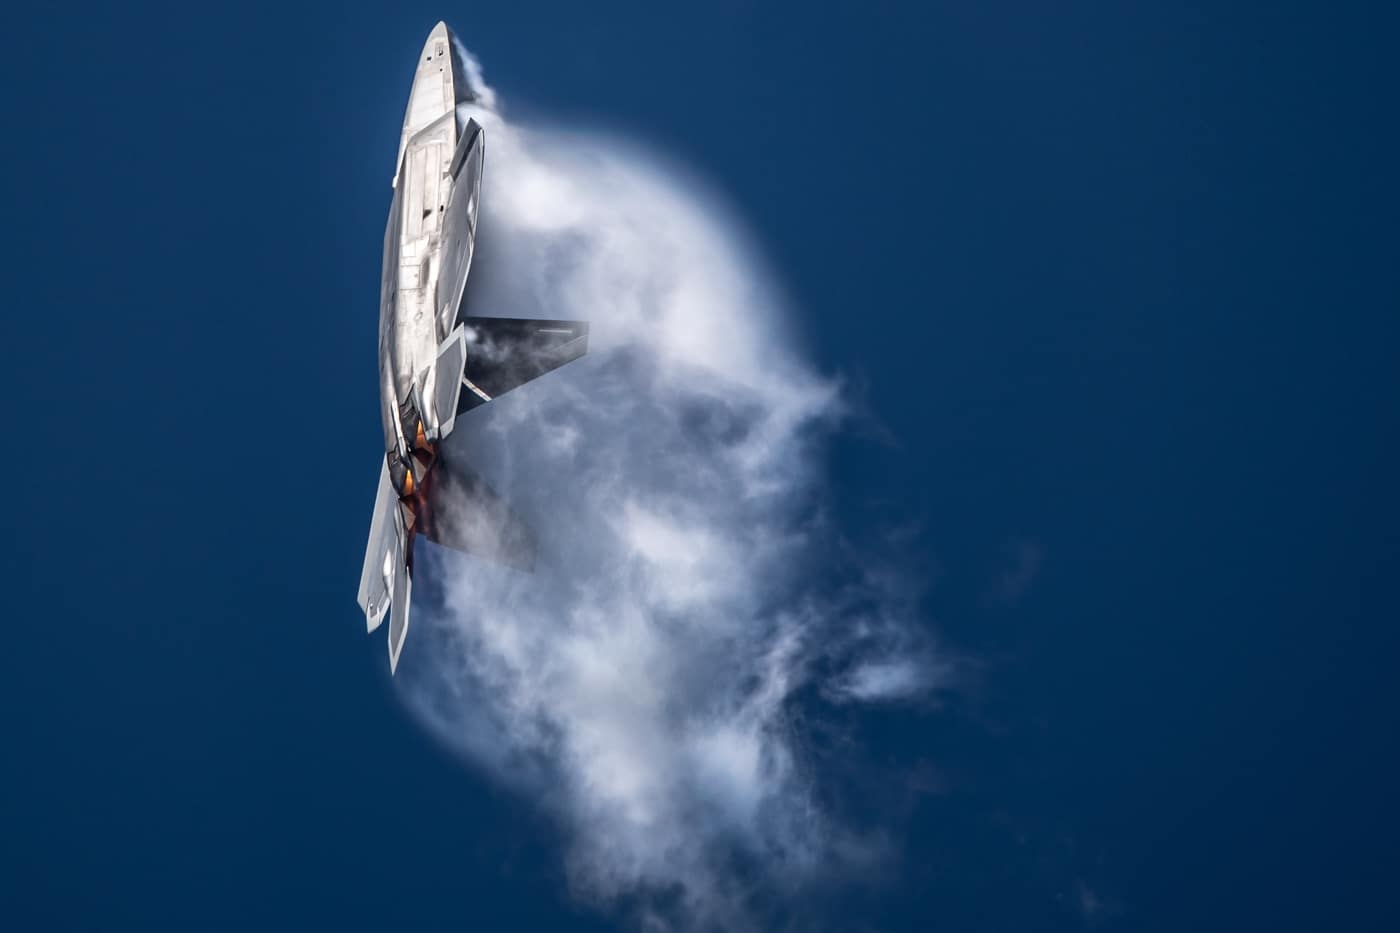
457, 317, 589, 414
421, 453, 537, 572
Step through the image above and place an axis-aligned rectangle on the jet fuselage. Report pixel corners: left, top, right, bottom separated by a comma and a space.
357, 22, 588, 673
377, 22, 483, 502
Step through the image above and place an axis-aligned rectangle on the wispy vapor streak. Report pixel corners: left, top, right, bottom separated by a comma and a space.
397, 44, 937, 928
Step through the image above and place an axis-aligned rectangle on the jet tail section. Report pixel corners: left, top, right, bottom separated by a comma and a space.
359, 451, 534, 674
357, 462, 415, 673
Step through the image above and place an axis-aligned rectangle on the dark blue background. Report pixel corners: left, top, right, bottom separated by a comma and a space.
3, 2, 1396, 930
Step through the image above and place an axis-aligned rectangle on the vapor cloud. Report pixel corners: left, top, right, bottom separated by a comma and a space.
397, 47, 939, 928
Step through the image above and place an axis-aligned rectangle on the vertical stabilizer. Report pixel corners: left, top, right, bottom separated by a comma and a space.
386, 532, 413, 674
357, 463, 398, 632
357, 462, 414, 672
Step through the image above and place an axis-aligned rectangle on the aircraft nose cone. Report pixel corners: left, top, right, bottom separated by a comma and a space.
418, 22, 454, 65
392, 22, 478, 186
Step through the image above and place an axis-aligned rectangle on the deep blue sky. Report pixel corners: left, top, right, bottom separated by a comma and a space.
3, 2, 1397, 930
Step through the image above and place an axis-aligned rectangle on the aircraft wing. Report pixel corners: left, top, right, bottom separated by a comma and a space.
456, 317, 589, 414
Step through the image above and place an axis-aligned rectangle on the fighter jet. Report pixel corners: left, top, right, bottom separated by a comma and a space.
356, 22, 588, 672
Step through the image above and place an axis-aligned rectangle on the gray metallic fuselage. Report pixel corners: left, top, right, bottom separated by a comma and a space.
358, 22, 589, 674
378, 23, 483, 495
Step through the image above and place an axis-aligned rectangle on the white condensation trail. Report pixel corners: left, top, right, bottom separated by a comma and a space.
396, 40, 939, 928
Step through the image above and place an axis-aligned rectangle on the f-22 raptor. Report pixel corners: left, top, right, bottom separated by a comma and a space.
356, 22, 587, 672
